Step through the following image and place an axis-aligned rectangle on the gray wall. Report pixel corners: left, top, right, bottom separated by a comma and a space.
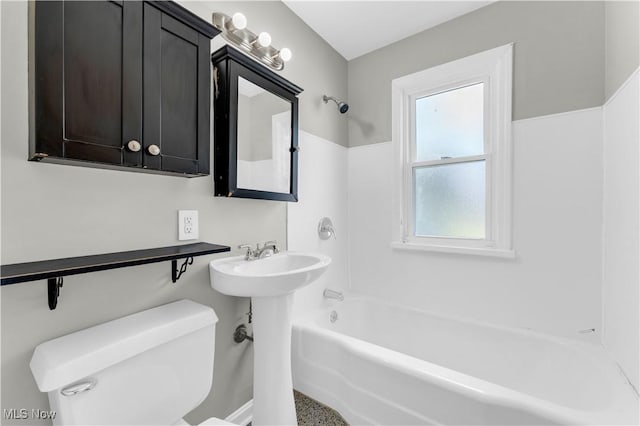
348, 1, 605, 147
605, 1, 640, 100
0, 1, 346, 424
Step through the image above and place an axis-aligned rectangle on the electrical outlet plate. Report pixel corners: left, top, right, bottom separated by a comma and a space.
178, 210, 199, 241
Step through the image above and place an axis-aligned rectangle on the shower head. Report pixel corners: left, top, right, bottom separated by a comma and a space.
323, 95, 349, 114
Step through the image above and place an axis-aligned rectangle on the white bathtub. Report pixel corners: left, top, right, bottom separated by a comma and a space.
291, 295, 639, 425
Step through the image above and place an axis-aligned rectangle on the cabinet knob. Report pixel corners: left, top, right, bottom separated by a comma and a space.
126, 140, 141, 152
147, 144, 161, 156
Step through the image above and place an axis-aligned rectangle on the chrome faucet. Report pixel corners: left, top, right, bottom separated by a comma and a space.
257, 241, 279, 258
238, 241, 279, 261
323, 288, 344, 301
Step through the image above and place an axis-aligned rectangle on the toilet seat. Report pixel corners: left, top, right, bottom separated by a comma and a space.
198, 417, 236, 426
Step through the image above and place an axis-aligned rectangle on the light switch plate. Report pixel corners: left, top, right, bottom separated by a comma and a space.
178, 210, 199, 241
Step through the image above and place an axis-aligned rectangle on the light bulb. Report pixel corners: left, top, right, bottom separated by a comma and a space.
279, 48, 292, 62
231, 12, 247, 30
257, 32, 271, 47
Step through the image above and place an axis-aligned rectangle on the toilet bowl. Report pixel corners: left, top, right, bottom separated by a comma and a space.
30, 300, 238, 426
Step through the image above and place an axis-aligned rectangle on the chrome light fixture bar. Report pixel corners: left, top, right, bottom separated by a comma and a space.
212, 12, 292, 71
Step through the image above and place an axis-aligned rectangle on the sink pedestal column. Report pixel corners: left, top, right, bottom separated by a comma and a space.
251, 293, 297, 425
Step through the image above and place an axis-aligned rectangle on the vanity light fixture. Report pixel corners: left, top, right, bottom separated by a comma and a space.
212, 12, 292, 71
228, 12, 247, 31
255, 32, 272, 48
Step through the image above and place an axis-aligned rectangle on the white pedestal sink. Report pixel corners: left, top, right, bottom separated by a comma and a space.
209, 252, 330, 425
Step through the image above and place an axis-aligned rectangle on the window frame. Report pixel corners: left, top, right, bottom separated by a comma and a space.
391, 44, 514, 258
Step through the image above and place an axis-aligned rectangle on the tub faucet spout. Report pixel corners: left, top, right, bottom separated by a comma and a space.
323, 289, 344, 301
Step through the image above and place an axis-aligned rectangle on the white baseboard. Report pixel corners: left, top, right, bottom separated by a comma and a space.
225, 399, 253, 426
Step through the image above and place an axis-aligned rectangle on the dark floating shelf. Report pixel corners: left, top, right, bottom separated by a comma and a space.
0, 242, 230, 310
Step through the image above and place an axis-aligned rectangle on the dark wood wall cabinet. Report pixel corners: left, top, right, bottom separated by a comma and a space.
30, 1, 219, 177
212, 46, 303, 201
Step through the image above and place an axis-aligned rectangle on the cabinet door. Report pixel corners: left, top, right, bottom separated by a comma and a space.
32, 1, 143, 166
143, 4, 210, 175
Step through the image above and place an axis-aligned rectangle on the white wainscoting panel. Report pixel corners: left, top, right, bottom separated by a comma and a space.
347, 108, 604, 340
288, 131, 349, 318
602, 69, 639, 390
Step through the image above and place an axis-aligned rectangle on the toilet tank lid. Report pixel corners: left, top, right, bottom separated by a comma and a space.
30, 299, 218, 392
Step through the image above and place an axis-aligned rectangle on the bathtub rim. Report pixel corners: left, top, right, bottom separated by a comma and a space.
293, 293, 639, 425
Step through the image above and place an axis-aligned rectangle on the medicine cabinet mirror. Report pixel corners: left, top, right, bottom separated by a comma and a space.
212, 45, 303, 201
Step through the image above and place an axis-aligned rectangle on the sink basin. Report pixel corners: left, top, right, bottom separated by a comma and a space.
209, 251, 331, 297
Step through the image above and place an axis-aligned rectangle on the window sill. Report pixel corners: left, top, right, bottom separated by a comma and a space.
390, 241, 516, 258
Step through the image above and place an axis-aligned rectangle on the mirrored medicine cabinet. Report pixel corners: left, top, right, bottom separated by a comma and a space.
211, 45, 303, 201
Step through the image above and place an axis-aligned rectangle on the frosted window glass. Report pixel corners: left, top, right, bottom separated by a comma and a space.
415, 83, 484, 161
414, 161, 485, 238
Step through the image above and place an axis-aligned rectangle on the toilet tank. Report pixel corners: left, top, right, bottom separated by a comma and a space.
30, 300, 218, 426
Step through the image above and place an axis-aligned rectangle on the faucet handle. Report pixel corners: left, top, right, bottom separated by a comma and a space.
238, 244, 254, 259
263, 240, 279, 253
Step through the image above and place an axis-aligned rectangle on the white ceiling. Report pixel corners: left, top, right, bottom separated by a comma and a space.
283, 1, 494, 60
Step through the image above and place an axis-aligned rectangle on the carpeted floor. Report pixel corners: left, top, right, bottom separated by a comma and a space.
294, 390, 349, 426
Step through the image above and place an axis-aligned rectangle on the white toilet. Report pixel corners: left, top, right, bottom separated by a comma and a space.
30, 300, 236, 426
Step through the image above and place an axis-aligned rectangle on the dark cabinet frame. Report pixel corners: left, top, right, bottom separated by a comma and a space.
212, 45, 303, 201
29, 1, 219, 177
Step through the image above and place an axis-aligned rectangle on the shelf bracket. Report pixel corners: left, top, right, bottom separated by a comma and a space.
48, 277, 63, 310
172, 257, 194, 283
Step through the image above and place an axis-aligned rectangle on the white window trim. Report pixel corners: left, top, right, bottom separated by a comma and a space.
391, 43, 514, 258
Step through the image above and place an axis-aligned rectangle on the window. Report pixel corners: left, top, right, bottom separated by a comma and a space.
391, 44, 514, 257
